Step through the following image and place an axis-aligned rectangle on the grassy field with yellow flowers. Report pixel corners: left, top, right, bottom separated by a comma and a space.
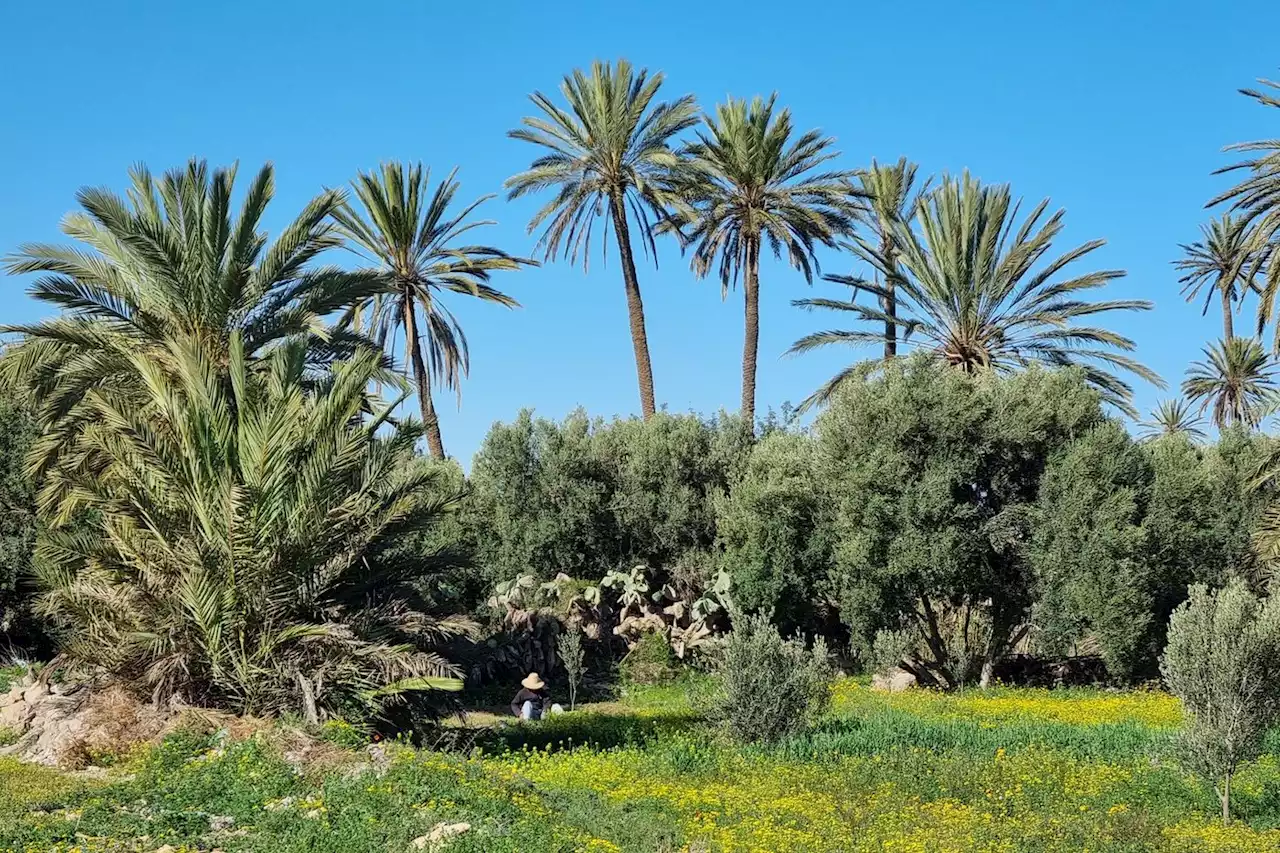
4, 679, 1280, 852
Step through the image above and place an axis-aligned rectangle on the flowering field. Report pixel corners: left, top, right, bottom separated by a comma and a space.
3, 681, 1280, 852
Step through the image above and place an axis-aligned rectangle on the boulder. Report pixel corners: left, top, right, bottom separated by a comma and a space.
870, 667, 918, 693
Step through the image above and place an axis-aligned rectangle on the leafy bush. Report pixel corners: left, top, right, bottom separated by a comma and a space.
620, 631, 678, 688
1161, 579, 1280, 824
709, 612, 832, 743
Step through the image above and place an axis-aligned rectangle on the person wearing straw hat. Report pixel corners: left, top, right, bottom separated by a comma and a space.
510, 672, 549, 720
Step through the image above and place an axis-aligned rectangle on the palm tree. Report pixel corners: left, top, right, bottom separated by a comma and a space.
1182, 337, 1277, 430
333, 163, 535, 459
1174, 214, 1259, 339
35, 337, 472, 720
1, 159, 385, 501
1211, 77, 1280, 347
1137, 398, 1207, 442
790, 173, 1159, 415
506, 59, 698, 419
668, 94, 857, 426
848, 158, 929, 359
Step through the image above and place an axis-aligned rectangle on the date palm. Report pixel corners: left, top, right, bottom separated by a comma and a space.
1, 159, 385, 498
333, 162, 534, 459
35, 337, 472, 719
1183, 337, 1277, 430
1211, 77, 1280, 348
668, 94, 856, 426
1138, 398, 1207, 442
506, 59, 697, 419
848, 158, 929, 358
1175, 214, 1259, 340
791, 173, 1159, 415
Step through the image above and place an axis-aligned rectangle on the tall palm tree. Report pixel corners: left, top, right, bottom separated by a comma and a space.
790, 173, 1159, 415
848, 158, 929, 359
1183, 337, 1277, 430
1137, 398, 1207, 442
1174, 214, 1259, 340
333, 163, 535, 459
1, 160, 385, 501
506, 59, 698, 419
668, 94, 857, 427
1212, 77, 1280, 347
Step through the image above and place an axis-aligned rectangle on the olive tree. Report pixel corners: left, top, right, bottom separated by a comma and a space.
818, 357, 1110, 687
1161, 580, 1280, 825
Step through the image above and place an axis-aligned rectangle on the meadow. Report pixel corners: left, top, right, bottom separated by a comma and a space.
4, 680, 1280, 853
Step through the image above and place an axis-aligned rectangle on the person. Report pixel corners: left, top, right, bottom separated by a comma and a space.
510, 672, 548, 720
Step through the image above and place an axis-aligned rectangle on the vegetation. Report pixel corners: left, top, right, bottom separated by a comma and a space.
8, 55, 1280, 851
668, 94, 855, 425
709, 611, 832, 743
333, 161, 533, 459
1213, 76, 1280, 345
506, 59, 697, 419
0, 385, 35, 646
1175, 214, 1259, 340
555, 627, 585, 711
1139, 398, 1207, 441
1162, 580, 1280, 825
1183, 337, 1277, 429
792, 173, 1158, 416
31, 339, 471, 720
6, 684, 1280, 851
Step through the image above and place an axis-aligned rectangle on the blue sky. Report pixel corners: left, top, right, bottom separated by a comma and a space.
1, 0, 1275, 465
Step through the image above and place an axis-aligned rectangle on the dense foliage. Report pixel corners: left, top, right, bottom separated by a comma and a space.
0, 387, 36, 647
0, 161, 470, 720
464, 409, 749, 594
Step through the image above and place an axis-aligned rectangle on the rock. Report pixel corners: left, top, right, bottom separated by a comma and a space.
870, 667, 918, 693
21, 682, 49, 705
153, 846, 177, 853
0, 698, 29, 731
411, 822, 471, 850
209, 815, 236, 832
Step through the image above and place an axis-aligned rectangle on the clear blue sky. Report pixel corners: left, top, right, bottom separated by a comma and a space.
2, 0, 1275, 465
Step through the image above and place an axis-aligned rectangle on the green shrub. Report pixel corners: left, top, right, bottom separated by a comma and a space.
318, 719, 368, 750
620, 631, 678, 687
709, 613, 832, 743
1161, 579, 1280, 825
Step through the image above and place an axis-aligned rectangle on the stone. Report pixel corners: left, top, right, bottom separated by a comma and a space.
870, 667, 918, 693
411, 822, 472, 850
0, 699, 29, 731
21, 682, 49, 705
209, 815, 236, 832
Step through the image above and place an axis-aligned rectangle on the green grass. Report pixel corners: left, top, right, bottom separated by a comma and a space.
3, 681, 1280, 851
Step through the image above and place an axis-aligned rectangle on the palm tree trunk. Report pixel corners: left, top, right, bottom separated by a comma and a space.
741, 235, 761, 431
881, 234, 897, 359
608, 194, 657, 419
402, 297, 446, 459
1222, 286, 1234, 340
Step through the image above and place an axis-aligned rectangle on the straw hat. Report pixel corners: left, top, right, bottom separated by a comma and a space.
521, 672, 545, 690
